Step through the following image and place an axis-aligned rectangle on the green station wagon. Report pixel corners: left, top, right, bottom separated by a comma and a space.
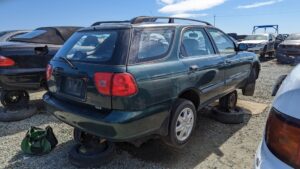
43, 16, 260, 148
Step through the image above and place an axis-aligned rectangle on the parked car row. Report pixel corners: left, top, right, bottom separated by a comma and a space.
0, 27, 81, 108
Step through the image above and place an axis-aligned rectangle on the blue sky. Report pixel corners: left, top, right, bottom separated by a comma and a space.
0, 0, 299, 34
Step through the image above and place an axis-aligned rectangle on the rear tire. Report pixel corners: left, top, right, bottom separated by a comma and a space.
163, 99, 197, 149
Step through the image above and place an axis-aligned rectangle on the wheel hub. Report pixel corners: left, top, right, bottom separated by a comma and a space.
175, 107, 194, 141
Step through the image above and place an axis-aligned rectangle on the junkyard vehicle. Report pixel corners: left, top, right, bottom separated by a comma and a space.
0, 30, 30, 42
255, 65, 300, 169
274, 34, 289, 49
0, 27, 81, 108
239, 34, 276, 58
276, 33, 300, 64
44, 16, 260, 149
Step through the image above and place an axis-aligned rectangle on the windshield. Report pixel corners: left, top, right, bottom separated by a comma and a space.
286, 34, 300, 40
54, 30, 128, 64
244, 35, 268, 41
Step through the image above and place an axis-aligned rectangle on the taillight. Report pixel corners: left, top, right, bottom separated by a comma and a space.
94, 72, 137, 96
0, 56, 15, 67
46, 64, 53, 81
265, 108, 300, 168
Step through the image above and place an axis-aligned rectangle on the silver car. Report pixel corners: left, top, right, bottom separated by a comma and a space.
239, 34, 276, 58
276, 33, 300, 64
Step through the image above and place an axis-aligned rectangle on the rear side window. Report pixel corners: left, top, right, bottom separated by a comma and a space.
55, 30, 129, 65
129, 27, 175, 64
207, 29, 235, 55
181, 28, 214, 57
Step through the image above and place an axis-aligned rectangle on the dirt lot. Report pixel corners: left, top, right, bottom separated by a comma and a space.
0, 59, 294, 169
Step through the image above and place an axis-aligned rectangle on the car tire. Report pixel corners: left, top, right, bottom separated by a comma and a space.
219, 90, 238, 111
260, 46, 267, 58
69, 142, 115, 168
163, 99, 197, 149
0, 105, 37, 122
211, 107, 245, 124
242, 68, 257, 96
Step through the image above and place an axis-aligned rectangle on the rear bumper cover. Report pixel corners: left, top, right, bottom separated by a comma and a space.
0, 68, 44, 90
255, 140, 292, 169
276, 52, 300, 64
43, 92, 170, 141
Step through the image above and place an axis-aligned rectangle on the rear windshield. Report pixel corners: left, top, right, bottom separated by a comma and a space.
54, 30, 129, 65
13, 30, 46, 39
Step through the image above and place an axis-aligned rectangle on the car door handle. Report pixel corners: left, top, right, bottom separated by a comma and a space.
225, 60, 232, 64
189, 65, 199, 72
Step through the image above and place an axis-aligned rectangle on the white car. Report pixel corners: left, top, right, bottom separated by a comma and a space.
255, 65, 300, 169
239, 34, 276, 57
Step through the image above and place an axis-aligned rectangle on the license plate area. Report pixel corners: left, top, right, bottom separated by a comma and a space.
61, 77, 86, 99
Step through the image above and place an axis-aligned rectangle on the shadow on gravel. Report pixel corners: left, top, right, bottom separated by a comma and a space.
117, 108, 252, 169
0, 99, 61, 137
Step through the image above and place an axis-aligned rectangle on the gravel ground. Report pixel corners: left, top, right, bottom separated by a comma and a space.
0, 59, 294, 169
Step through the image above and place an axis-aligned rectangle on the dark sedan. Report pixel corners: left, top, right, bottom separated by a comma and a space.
0, 26, 81, 108
276, 33, 300, 64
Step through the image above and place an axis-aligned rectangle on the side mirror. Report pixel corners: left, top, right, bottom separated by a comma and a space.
35, 46, 49, 56
272, 75, 287, 96
237, 43, 248, 51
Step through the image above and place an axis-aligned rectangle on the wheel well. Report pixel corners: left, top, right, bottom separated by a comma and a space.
178, 90, 200, 109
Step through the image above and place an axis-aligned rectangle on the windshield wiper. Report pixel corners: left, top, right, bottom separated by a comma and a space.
59, 57, 77, 69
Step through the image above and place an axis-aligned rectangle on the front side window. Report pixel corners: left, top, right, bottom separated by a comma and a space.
181, 28, 214, 57
207, 29, 235, 55
129, 27, 175, 63
55, 31, 118, 63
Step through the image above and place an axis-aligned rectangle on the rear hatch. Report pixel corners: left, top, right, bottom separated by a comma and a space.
47, 28, 131, 110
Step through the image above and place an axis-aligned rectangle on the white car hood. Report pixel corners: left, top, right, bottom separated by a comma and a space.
239, 40, 267, 44
273, 64, 300, 119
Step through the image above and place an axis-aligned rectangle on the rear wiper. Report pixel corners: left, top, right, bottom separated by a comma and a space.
59, 57, 77, 70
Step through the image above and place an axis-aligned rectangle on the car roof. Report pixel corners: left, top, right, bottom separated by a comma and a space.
273, 64, 300, 119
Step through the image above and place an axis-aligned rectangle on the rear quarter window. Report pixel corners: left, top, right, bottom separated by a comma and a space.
129, 27, 175, 64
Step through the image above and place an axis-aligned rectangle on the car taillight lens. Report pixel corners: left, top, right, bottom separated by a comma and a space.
94, 72, 137, 96
265, 108, 300, 168
0, 56, 15, 67
46, 64, 53, 81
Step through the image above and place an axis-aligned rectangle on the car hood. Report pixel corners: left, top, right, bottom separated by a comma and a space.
281, 40, 300, 46
239, 40, 267, 44
273, 65, 300, 119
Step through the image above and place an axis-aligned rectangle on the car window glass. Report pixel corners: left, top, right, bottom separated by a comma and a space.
207, 29, 235, 55
181, 29, 214, 57
130, 28, 175, 63
55, 31, 118, 62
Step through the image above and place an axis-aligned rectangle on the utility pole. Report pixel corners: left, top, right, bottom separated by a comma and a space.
214, 15, 216, 26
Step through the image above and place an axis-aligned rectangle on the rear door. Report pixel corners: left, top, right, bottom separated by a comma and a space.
206, 28, 251, 91
179, 27, 226, 103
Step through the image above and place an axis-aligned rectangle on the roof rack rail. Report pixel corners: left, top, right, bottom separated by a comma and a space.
130, 16, 212, 26
91, 21, 130, 26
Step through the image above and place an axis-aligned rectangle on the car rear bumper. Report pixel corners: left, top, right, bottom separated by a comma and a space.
0, 68, 44, 90
255, 140, 292, 169
248, 47, 264, 55
43, 92, 170, 141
